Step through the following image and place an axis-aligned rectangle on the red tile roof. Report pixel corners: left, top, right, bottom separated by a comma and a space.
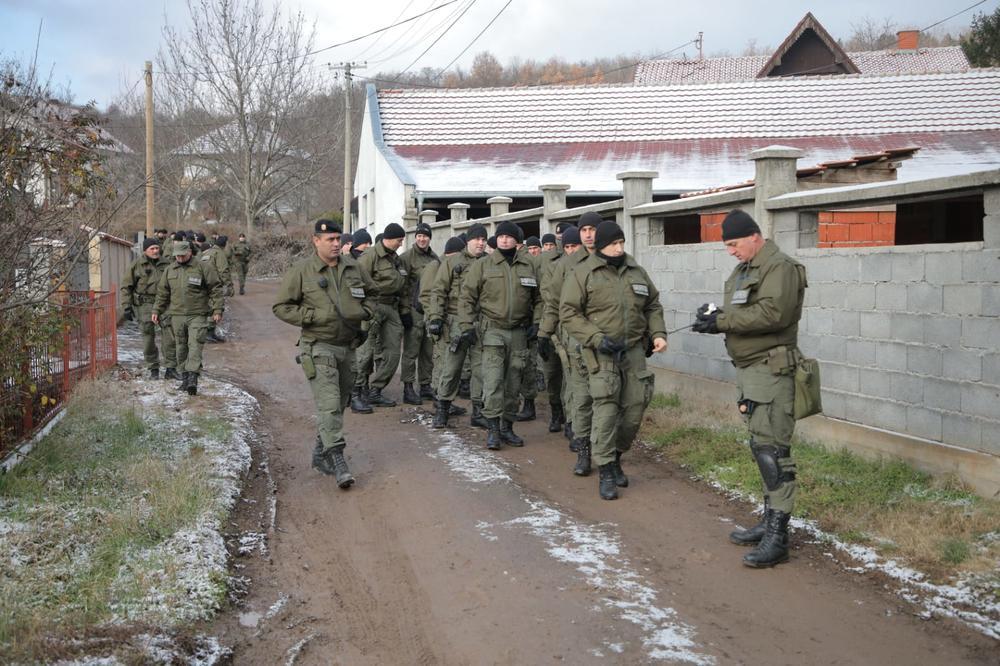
377, 70, 1000, 146
634, 47, 970, 85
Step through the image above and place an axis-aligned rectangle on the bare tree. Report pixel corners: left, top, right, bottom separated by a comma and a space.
844, 16, 898, 51
158, 0, 324, 237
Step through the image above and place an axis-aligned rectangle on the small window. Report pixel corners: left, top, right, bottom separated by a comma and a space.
660, 214, 702, 245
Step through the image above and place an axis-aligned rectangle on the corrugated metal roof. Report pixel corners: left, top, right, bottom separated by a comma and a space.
635, 46, 970, 84
391, 131, 1000, 194
377, 70, 1000, 146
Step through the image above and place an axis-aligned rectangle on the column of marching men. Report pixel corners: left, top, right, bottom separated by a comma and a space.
121, 209, 804, 570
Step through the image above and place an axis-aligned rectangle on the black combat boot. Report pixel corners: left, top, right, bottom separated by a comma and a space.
564, 421, 574, 441
368, 387, 397, 407
312, 436, 336, 475
742, 510, 790, 568
239, 286, 245, 295
611, 450, 629, 488
448, 403, 467, 416
420, 383, 436, 400
486, 418, 502, 450
433, 400, 450, 429
208, 329, 225, 343
499, 420, 524, 446
730, 499, 769, 546
515, 398, 536, 422
573, 440, 591, 476
458, 378, 471, 399
177, 371, 191, 392
331, 446, 355, 489
350, 387, 373, 414
186, 373, 199, 396
569, 436, 586, 453
598, 463, 618, 500
548, 402, 565, 433
149, 368, 160, 380
163, 367, 179, 380
403, 382, 422, 405
469, 402, 488, 429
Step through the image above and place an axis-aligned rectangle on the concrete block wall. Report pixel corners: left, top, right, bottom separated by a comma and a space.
639, 239, 1000, 458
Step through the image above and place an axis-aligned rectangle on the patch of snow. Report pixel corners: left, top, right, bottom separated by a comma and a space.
284, 633, 317, 666
238, 532, 268, 557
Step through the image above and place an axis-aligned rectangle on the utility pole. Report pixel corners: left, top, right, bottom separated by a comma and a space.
330, 61, 366, 232
144, 61, 154, 238
697, 32, 704, 61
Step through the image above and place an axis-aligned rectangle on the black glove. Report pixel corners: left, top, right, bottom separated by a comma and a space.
400, 313, 414, 330
459, 328, 477, 347
537, 335, 554, 361
692, 311, 719, 334
645, 336, 654, 358
696, 303, 712, 317
597, 336, 626, 356
357, 329, 369, 345
123, 306, 134, 321
525, 323, 539, 342
427, 319, 444, 337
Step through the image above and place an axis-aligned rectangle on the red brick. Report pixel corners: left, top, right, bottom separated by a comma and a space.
871, 221, 895, 242
823, 223, 850, 241
818, 211, 834, 223
849, 223, 873, 241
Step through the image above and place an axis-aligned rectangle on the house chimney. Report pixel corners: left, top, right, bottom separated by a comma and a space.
897, 30, 919, 51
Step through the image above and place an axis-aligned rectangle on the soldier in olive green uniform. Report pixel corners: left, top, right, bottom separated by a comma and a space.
561, 221, 668, 499
353, 222, 409, 408
458, 221, 541, 449
273, 220, 375, 487
200, 237, 232, 342
692, 210, 807, 568
122, 238, 176, 379
559, 212, 602, 453
230, 233, 252, 294
422, 237, 466, 406
535, 234, 568, 433
515, 236, 545, 421
152, 241, 224, 396
428, 224, 489, 429
399, 223, 439, 405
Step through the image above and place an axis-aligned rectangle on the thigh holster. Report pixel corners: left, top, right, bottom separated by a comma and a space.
750, 441, 795, 491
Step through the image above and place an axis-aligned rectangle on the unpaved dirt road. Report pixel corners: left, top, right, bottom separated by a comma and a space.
200, 280, 996, 664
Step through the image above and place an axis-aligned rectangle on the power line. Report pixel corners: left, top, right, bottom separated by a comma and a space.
365, 0, 468, 67
436, 0, 514, 77
355, 0, 420, 58
869, 0, 988, 51
398, 0, 479, 76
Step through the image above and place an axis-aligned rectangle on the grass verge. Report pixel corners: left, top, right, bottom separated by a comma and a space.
641, 392, 1000, 584
0, 378, 236, 662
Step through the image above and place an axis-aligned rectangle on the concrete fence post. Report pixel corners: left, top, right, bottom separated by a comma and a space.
618, 171, 658, 256
448, 203, 470, 227
749, 146, 803, 239
419, 209, 439, 227
487, 196, 512, 218
984, 186, 1000, 248
539, 184, 570, 236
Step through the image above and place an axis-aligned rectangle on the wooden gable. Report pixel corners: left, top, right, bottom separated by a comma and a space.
757, 12, 860, 78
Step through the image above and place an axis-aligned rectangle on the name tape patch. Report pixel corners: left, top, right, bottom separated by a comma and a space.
631, 283, 649, 296
187, 276, 202, 286
520, 277, 538, 288
350, 287, 365, 299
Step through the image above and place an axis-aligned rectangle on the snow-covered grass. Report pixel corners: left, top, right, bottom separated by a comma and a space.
0, 370, 255, 663
642, 392, 1000, 639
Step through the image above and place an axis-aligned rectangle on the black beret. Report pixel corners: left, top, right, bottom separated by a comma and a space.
142, 238, 161, 250
577, 211, 603, 230
353, 229, 372, 245
383, 222, 405, 239
314, 219, 342, 234
445, 237, 466, 254
721, 209, 761, 241
595, 220, 625, 250
415, 223, 433, 238
466, 223, 487, 240
496, 221, 520, 240
525, 236, 541, 248
541, 233, 556, 245
562, 226, 581, 246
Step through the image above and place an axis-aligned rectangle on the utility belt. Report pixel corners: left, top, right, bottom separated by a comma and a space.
376, 295, 399, 305
482, 317, 530, 331
761, 345, 800, 375
136, 294, 156, 304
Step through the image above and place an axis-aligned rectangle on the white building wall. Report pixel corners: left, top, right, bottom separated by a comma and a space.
354, 91, 408, 239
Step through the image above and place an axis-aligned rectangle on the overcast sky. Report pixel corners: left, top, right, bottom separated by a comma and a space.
1, 0, 994, 109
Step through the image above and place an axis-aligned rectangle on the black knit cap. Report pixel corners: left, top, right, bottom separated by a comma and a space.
314, 219, 342, 234
383, 222, 405, 240
216, 235, 228, 247
195, 232, 207, 243
578, 211, 603, 230
445, 237, 466, 254
496, 221, 520, 241
541, 233, 556, 245
556, 221, 575, 233
353, 229, 372, 245
525, 236, 541, 248
466, 223, 487, 240
415, 223, 433, 238
341, 232, 354, 245
594, 220, 625, 250
721, 210, 761, 241
487, 235, 497, 249
142, 237, 161, 250
561, 226, 581, 246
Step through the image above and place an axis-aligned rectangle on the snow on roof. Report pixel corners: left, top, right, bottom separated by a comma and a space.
377, 69, 1000, 146
635, 46, 970, 85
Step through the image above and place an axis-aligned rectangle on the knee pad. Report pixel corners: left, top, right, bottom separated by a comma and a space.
751, 443, 795, 491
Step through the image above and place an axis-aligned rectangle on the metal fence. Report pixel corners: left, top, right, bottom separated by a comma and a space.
0, 290, 118, 456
